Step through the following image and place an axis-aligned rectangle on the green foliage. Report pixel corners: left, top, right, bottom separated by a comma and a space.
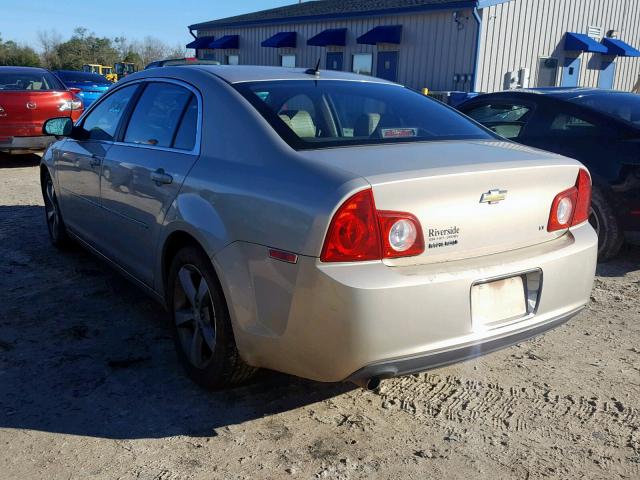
3, 28, 186, 71
54, 28, 119, 70
122, 51, 143, 67
0, 35, 41, 67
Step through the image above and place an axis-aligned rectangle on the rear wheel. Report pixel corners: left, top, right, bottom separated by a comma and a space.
42, 172, 71, 249
589, 187, 624, 262
167, 246, 256, 389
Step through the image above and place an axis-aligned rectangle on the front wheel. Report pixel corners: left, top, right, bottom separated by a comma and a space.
589, 187, 624, 262
42, 172, 71, 249
167, 246, 256, 389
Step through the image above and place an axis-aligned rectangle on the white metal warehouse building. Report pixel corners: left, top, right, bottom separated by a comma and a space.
187, 0, 640, 93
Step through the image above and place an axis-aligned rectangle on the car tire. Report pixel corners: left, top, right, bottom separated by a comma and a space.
167, 245, 256, 390
589, 187, 624, 262
42, 171, 72, 249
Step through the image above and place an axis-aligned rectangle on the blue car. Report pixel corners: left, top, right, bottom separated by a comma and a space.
53, 70, 111, 107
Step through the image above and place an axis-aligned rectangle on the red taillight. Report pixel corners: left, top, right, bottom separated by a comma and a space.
547, 168, 592, 232
573, 168, 592, 225
320, 189, 425, 262
320, 189, 381, 262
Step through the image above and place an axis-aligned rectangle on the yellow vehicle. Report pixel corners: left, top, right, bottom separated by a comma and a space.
81, 64, 117, 82
114, 62, 138, 80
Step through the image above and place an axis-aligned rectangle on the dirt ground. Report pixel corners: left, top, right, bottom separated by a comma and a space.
0, 154, 639, 480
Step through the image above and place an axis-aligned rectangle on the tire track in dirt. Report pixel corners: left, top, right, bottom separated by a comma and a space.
379, 373, 638, 438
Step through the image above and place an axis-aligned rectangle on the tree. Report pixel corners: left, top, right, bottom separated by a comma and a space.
37, 29, 62, 69
0, 36, 41, 67
54, 29, 119, 70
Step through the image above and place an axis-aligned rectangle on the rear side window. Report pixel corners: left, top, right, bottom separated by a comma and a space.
124, 82, 193, 148
234, 80, 494, 150
81, 84, 137, 141
0, 70, 65, 91
172, 96, 198, 151
549, 114, 597, 135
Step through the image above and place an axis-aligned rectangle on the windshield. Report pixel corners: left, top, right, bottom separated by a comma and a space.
55, 71, 111, 85
570, 93, 640, 127
234, 80, 494, 150
0, 70, 65, 91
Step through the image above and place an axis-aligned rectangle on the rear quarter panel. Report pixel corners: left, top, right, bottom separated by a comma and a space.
153, 70, 367, 294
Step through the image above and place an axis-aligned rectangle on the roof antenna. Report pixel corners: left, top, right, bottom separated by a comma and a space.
305, 57, 321, 76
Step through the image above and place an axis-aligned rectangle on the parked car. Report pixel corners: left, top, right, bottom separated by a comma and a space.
40, 66, 597, 390
0, 66, 83, 154
458, 89, 640, 260
53, 70, 111, 107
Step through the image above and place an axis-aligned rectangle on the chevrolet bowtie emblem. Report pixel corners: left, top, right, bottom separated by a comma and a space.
480, 189, 507, 204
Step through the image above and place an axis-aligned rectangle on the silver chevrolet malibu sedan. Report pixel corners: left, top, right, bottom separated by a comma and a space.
40, 66, 597, 390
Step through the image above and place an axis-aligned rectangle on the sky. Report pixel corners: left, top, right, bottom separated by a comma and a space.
1, 0, 294, 50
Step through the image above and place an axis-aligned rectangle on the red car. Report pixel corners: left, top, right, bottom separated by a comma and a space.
0, 66, 83, 154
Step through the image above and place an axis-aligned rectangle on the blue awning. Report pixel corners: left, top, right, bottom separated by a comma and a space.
564, 32, 608, 53
210, 35, 239, 49
357, 25, 402, 45
262, 31, 296, 48
186, 36, 214, 49
601, 37, 640, 57
307, 28, 347, 47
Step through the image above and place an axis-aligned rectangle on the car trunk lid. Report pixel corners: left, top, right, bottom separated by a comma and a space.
300, 140, 584, 265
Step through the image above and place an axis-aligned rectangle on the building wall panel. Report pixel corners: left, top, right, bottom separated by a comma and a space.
478, 0, 640, 92
196, 10, 479, 92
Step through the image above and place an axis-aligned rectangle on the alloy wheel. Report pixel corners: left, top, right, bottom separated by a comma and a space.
44, 178, 59, 239
173, 264, 217, 369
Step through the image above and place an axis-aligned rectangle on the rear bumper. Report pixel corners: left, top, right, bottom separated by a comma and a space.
0, 135, 55, 152
217, 223, 598, 383
346, 305, 583, 383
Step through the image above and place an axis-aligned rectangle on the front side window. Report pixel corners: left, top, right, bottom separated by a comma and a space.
234, 80, 494, 150
464, 103, 532, 139
81, 84, 137, 141
124, 82, 194, 148
352, 54, 373, 75
549, 113, 597, 136
281, 55, 296, 68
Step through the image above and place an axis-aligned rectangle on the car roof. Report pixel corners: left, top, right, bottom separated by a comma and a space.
54, 70, 98, 75
468, 87, 628, 102
0, 66, 51, 73
181, 65, 397, 85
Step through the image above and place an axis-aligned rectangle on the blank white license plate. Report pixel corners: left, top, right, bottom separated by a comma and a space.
471, 276, 527, 327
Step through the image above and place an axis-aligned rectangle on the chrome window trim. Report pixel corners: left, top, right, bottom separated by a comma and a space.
76, 77, 203, 156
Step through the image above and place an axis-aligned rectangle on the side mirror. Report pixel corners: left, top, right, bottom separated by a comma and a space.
43, 117, 74, 137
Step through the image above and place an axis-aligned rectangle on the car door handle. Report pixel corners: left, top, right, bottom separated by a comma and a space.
89, 154, 102, 167
151, 168, 173, 185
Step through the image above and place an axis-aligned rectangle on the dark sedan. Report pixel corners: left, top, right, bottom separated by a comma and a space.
458, 89, 640, 260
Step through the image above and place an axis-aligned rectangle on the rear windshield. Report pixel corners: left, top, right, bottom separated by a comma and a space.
570, 93, 640, 127
55, 71, 111, 85
234, 80, 494, 150
0, 70, 65, 91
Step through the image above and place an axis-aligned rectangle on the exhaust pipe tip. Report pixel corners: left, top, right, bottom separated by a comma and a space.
351, 376, 382, 391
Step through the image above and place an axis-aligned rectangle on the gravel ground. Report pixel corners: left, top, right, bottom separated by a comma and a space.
1, 154, 639, 480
